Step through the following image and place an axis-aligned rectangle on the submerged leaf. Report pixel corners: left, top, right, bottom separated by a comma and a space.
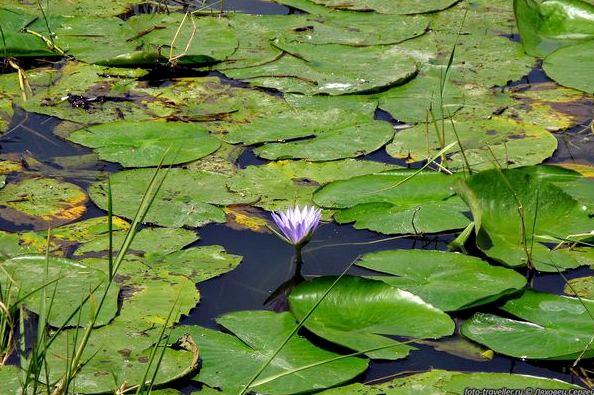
0, 177, 87, 229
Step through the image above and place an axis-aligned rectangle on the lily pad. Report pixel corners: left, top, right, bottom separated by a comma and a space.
73, 227, 199, 258
227, 159, 396, 211
334, 199, 470, 235
254, 120, 394, 161
4, 0, 144, 16
319, 369, 580, 394
0, 366, 26, 393
375, 66, 465, 122
15, 62, 282, 126
386, 116, 558, 171
225, 40, 417, 95
42, 320, 197, 393
564, 276, 594, 299
461, 290, 594, 360
514, 0, 594, 57
0, 255, 119, 327
111, 257, 201, 326
89, 168, 252, 228
170, 310, 368, 394
543, 40, 594, 94
146, 245, 243, 283
357, 249, 527, 311
0, 177, 87, 229
0, 7, 56, 57
289, 276, 455, 360
279, 11, 429, 46
454, 166, 594, 271
314, 170, 470, 234
223, 94, 377, 145
126, 13, 238, 66
27, 15, 154, 66
68, 121, 221, 167
19, 216, 130, 255
217, 13, 310, 70
306, 0, 460, 15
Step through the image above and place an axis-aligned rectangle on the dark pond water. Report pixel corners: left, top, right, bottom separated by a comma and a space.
1, 1, 593, 393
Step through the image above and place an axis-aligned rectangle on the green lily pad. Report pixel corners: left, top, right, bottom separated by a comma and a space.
73, 227, 199, 259
314, 170, 470, 234
289, 276, 455, 360
227, 159, 396, 211
89, 168, 252, 228
27, 15, 154, 66
19, 216, 130, 255
543, 40, 594, 94
319, 369, 580, 394
357, 250, 527, 311
146, 245, 243, 283
461, 290, 594, 360
564, 276, 594, 299
454, 166, 593, 271
126, 13, 238, 66
386, 117, 558, 171
68, 121, 221, 167
217, 13, 310, 70
306, 0, 460, 14
375, 66, 465, 122
16, 63, 153, 124
255, 120, 394, 161
14, 62, 282, 126
106, 256, 201, 326
0, 366, 26, 393
223, 94, 377, 145
225, 40, 417, 95
334, 199, 470, 235
0, 177, 87, 229
0, 7, 56, 57
43, 320, 197, 393
514, 0, 594, 57
279, 11, 429, 46
170, 310, 368, 394
0, 255, 119, 327
4, 0, 144, 16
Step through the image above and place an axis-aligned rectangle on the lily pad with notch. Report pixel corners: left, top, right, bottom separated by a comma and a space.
0, 255, 119, 327
89, 168, 253, 228
461, 290, 594, 360
314, 170, 470, 235
289, 276, 455, 360
68, 120, 221, 167
319, 368, 580, 394
170, 310, 368, 394
357, 249, 527, 311
454, 166, 594, 271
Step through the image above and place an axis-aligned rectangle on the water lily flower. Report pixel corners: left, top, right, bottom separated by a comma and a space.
271, 205, 322, 247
